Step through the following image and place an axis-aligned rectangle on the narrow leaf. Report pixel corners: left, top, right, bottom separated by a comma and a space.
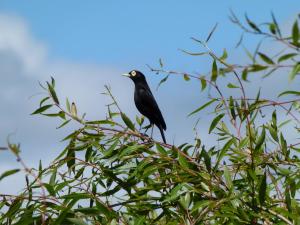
227, 83, 239, 88
206, 23, 218, 42
47, 82, 59, 105
255, 127, 265, 152
258, 52, 274, 64
121, 112, 135, 131
211, 60, 218, 82
156, 75, 169, 90
31, 105, 52, 115
0, 169, 20, 181
277, 53, 297, 63
289, 63, 300, 81
209, 113, 225, 133
224, 166, 233, 190
278, 90, 300, 97
292, 20, 299, 45
259, 172, 267, 205
200, 77, 207, 91
188, 99, 217, 117
245, 14, 261, 32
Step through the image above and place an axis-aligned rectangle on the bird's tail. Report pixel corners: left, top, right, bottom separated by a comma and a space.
159, 126, 166, 144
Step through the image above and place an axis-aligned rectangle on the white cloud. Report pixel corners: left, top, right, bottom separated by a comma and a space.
0, 14, 47, 75
0, 13, 137, 194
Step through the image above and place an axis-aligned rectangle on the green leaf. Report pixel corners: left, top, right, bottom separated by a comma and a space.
278, 90, 300, 97
39, 96, 50, 107
159, 58, 163, 68
220, 48, 228, 61
156, 75, 169, 90
227, 83, 239, 89
272, 110, 277, 127
66, 218, 88, 225
292, 20, 299, 45
163, 184, 184, 203
289, 63, 300, 81
44, 183, 56, 196
56, 119, 71, 129
74, 207, 106, 215
75, 167, 85, 179
60, 193, 91, 199
178, 153, 190, 169
271, 12, 281, 37
241, 68, 249, 81
183, 74, 190, 81
119, 145, 141, 158
188, 99, 217, 117
255, 127, 265, 152
180, 49, 208, 56
51, 76, 56, 87
0, 169, 20, 181
209, 113, 225, 134
5, 198, 22, 218
201, 148, 211, 173
211, 60, 218, 82
224, 166, 233, 191
52, 199, 78, 225
156, 143, 167, 155
121, 112, 135, 131
49, 168, 57, 186
47, 82, 59, 105
285, 188, 292, 212
259, 172, 267, 205
39, 160, 42, 173
214, 138, 234, 170
192, 200, 211, 213
277, 53, 297, 63
85, 120, 115, 125
258, 52, 274, 64
268, 125, 278, 142
31, 104, 52, 115
103, 140, 119, 158
179, 192, 191, 210
269, 23, 276, 34
229, 96, 236, 120
245, 14, 261, 32
206, 23, 218, 42
249, 64, 268, 72
280, 133, 288, 157
66, 148, 76, 173
200, 76, 207, 91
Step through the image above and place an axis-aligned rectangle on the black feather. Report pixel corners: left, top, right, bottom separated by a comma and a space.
125, 70, 167, 143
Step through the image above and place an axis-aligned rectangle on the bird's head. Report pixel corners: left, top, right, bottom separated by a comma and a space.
122, 70, 146, 83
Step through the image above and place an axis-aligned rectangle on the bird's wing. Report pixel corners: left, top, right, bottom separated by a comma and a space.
135, 87, 166, 130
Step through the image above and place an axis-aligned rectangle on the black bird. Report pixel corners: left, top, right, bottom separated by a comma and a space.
123, 70, 167, 143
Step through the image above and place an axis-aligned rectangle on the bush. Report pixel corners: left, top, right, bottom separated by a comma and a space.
1, 12, 300, 224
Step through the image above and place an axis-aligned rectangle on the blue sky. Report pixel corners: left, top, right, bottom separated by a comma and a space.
1, 1, 298, 66
0, 1, 298, 193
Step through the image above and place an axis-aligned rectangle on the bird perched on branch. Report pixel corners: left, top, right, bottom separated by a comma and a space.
122, 70, 167, 143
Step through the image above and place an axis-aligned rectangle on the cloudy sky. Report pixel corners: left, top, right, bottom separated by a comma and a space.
0, 1, 299, 193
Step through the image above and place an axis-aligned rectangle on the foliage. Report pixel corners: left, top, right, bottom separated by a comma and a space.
1, 13, 300, 225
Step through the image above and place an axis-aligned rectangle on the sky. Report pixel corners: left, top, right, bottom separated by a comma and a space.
0, 1, 299, 193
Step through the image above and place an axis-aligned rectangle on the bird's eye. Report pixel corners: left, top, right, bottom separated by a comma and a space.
131, 71, 136, 76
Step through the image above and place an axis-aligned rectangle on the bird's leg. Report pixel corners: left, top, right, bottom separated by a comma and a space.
144, 125, 150, 134
150, 124, 154, 139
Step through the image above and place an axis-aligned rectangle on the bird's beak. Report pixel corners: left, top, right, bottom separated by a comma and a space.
122, 73, 130, 77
